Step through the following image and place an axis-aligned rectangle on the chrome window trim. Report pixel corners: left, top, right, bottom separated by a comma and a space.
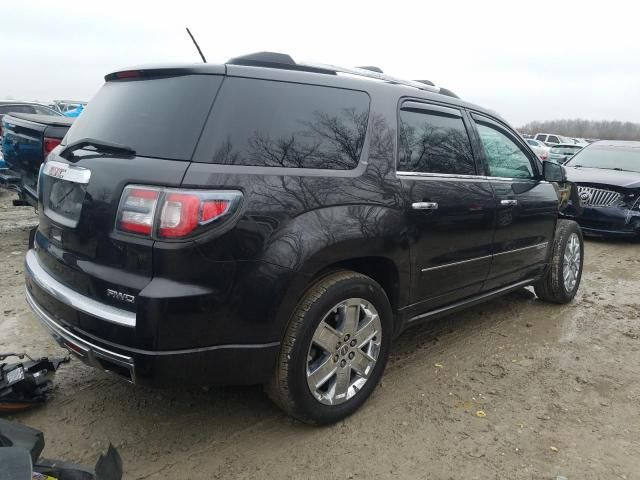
421, 242, 549, 273
25, 250, 136, 328
396, 171, 539, 182
396, 171, 487, 180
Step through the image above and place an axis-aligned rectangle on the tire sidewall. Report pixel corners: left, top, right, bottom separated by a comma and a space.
288, 275, 393, 424
552, 222, 584, 301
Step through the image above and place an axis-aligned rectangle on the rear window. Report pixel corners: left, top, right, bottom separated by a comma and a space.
63, 75, 223, 161
195, 78, 370, 170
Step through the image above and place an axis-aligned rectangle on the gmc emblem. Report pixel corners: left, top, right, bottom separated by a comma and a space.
48, 166, 67, 178
106, 289, 136, 304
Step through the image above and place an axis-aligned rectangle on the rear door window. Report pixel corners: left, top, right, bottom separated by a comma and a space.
397, 104, 476, 175
63, 75, 223, 161
196, 78, 370, 170
547, 135, 560, 144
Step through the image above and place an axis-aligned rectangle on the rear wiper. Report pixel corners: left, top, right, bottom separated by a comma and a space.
59, 137, 136, 160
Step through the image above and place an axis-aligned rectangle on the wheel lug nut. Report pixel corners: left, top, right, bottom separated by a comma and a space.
340, 359, 347, 368
344, 334, 350, 341
350, 339, 357, 347
348, 351, 355, 360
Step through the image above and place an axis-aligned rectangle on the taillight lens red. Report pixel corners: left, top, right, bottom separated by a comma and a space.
43, 137, 61, 156
116, 186, 240, 239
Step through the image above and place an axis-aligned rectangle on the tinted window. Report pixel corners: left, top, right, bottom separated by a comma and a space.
477, 123, 534, 178
535, 134, 546, 142
567, 145, 640, 173
198, 78, 370, 170
64, 75, 223, 161
547, 135, 560, 143
398, 109, 475, 175
0, 105, 35, 114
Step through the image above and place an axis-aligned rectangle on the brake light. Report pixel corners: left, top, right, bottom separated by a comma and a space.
116, 186, 241, 239
115, 70, 141, 79
117, 187, 159, 235
43, 137, 61, 156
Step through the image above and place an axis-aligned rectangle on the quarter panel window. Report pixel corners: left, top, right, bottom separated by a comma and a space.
200, 78, 370, 169
476, 123, 535, 179
398, 109, 475, 175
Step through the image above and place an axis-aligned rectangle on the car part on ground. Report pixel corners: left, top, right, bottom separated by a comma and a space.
25, 51, 584, 423
0, 353, 69, 412
0, 419, 122, 480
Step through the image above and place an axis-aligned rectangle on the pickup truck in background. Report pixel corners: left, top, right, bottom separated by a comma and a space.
1, 113, 74, 207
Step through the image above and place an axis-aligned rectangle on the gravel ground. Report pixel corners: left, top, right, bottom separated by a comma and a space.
1, 188, 639, 479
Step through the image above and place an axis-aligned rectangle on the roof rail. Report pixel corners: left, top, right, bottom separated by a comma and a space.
226, 52, 458, 98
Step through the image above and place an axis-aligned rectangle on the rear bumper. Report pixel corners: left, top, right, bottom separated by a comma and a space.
24, 250, 280, 386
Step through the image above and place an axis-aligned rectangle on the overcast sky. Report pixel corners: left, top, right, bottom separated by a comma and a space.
2, 0, 639, 126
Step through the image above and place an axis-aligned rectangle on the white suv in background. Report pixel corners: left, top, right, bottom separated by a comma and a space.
535, 133, 570, 146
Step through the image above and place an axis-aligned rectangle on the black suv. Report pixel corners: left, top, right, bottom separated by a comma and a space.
25, 53, 584, 424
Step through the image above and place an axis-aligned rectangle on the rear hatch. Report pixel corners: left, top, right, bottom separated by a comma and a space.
32, 68, 224, 347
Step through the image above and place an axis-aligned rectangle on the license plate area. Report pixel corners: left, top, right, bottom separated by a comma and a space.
41, 160, 91, 228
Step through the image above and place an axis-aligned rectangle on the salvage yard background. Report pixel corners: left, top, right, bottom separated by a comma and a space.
1, 189, 639, 479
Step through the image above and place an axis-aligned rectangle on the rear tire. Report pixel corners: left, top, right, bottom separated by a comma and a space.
266, 271, 393, 425
534, 220, 584, 304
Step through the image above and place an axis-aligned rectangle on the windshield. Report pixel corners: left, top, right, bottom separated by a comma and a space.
64, 75, 223, 161
566, 145, 640, 173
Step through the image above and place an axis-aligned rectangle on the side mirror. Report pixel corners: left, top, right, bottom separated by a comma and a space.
543, 160, 567, 182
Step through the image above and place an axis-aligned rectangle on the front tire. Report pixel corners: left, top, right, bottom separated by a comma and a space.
266, 271, 393, 424
534, 219, 584, 304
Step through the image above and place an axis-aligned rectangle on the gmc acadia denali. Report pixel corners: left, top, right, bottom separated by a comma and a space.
25, 53, 584, 424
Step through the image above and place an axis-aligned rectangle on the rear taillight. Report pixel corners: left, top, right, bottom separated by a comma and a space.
43, 137, 61, 156
116, 185, 241, 239
118, 187, 159, 235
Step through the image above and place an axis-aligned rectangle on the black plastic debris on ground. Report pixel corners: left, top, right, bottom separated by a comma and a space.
0, 353, 69, 413
0, 419, 123, 480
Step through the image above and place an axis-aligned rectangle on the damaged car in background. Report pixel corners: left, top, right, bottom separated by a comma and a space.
563, 140, 640, 237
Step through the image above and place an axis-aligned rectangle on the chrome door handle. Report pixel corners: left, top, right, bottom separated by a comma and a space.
412, 202, 438, 210
500, 199, 518, 206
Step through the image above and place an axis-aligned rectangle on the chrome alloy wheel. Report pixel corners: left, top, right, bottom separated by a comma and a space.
306, 298, 382, 406
563, 233, 581, 292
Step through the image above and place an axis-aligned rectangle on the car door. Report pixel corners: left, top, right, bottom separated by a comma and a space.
470, 113, 558, 289
397, 101, 497, 314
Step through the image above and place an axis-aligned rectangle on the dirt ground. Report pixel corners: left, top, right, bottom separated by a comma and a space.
1, 188, 639, 480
